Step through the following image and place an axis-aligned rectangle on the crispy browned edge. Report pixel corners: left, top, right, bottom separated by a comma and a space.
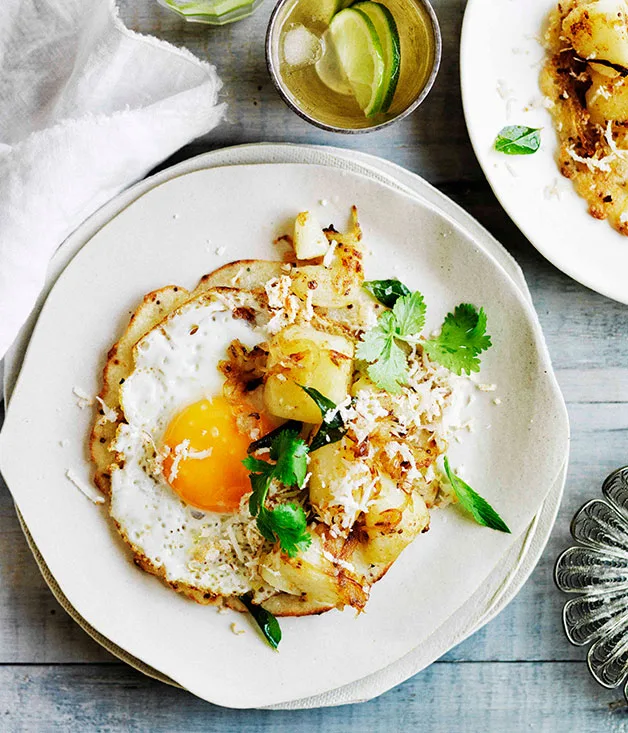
539, 4, 628, 235
89, 257, 386, 617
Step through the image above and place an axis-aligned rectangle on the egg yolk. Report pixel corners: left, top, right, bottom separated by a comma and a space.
162, 397, 254, 513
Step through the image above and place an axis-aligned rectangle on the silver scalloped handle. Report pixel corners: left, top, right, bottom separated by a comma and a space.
556, 466, 628, 700
563, 589, 628, 646
571, 499, 628, 556
603, 467, 628, 523
555, 546, 628, 593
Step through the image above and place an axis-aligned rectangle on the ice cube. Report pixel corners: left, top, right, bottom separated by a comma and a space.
282, 24, 322, 68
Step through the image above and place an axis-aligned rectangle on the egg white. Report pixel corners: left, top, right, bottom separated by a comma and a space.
110, 292, 269, 598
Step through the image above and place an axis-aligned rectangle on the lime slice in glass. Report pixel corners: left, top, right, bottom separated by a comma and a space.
315, 29, 354, 96
352, 2, 400, 112
328, 8, 386, 117
314, 0, 354, 24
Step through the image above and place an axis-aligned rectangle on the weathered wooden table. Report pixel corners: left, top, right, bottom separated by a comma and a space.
1, 0, 627, 729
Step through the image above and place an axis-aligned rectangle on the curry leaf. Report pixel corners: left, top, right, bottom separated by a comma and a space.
494, 126, 541, 155
363, 279, 411, 307
444, 457, 510, 533
299, 385, 350, 452
239, 592, 282, 650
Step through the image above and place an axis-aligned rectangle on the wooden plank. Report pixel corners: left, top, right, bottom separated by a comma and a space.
116, 0, 479, 185
556, 369, 628, 404
0, 662, 622, 731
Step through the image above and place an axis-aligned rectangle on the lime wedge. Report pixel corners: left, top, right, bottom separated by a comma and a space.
315, 29, 354, 96
314, 0, 355, 24
328, 8, 386, 117
352, 2, 401, 112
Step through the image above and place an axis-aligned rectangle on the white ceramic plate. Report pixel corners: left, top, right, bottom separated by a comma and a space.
2, 146, 567, 710
2, 145, 566, 709
461, 0, 628, 304
0, 163, 568, 708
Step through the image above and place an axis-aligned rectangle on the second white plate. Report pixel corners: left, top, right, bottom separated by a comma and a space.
461, 0, 628, 304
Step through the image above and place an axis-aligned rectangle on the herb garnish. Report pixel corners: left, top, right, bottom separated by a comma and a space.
239, 592, 282, 649
363, 279, 411, 308
356, 291, 427, 393
444, 457, 510, 533
423, 304, 492, 376
494, 126, 541, 155
358, 281, 492, 389
299, 385, 350, 452
247, 420, 302, 454
243, 427, 312, 557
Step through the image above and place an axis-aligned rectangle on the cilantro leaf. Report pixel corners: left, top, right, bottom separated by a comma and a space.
242, 456, 274, 475
239, 592, 282, 650
356, 291, 426, 393
367, 333, 408, 394
270, 430, 309, 487
392, 291, 426, 337
258, 504, 311, 557
299, 385, 349, 452
243, 427, 311, 556
356, 318, 394, 362
423, 304, 492, 375
444, 457, 510, 533
363, 279, 411, 307
245, 471, 272, 517
494, 126, 541, 155
254, 507, 277, 544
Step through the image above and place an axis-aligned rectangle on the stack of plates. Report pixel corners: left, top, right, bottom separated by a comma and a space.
0, 144, 569, 709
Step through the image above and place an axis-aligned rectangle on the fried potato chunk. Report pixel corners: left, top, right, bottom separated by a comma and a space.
294, 211, 330, 260
259, 531, 368, 611
308, 437, 374, 531
586, 66, 628, 123
359, 476, 430, 565
563, 0, 628, 67
291, 206, 365, 308
263, 324, 354, 423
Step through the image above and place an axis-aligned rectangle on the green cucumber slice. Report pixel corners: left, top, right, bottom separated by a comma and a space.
328, 7, 386, 117
352, 2, 401, 112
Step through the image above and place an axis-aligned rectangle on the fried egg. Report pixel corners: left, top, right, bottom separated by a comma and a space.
94, 209, 465, 619
110, 291, 272, 598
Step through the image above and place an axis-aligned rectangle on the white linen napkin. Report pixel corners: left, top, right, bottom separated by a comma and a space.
0, 0, 225, 360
